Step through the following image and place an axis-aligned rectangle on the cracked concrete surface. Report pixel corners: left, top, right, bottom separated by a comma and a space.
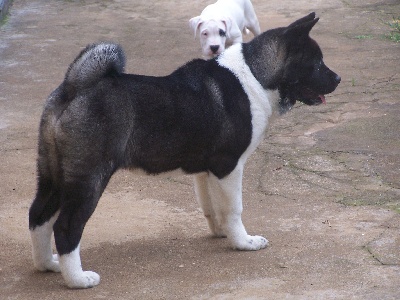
0, 0, 399, 299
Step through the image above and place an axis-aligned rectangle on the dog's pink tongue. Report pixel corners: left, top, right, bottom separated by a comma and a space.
319, 94, 326, 104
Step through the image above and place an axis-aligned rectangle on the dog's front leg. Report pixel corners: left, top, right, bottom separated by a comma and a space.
207, 163, 268, 250
59, 243, 100, 288
194, 173, 226, 237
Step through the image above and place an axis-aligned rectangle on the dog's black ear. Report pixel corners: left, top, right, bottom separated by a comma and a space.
284, 14, 319, 38
288, 12, 316, 28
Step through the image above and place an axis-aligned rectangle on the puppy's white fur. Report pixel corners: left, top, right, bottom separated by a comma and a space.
189, 0, 261, 58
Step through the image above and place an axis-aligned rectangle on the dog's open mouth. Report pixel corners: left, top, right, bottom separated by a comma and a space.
300, 87, 326, 105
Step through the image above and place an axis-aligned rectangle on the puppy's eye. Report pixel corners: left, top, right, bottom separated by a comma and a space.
219, 29, 226, 37
202, 32, 208, 37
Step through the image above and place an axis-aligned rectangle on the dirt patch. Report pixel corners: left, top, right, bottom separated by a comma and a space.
1, 0, 399, 299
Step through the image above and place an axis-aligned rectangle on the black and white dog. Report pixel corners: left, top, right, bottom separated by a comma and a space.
29, 13, 340, 289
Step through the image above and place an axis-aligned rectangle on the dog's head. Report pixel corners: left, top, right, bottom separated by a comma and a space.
243, 13, 341, 113
189, 16, 231, 58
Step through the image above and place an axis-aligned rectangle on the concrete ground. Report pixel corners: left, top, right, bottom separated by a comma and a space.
0, 0, 399, 299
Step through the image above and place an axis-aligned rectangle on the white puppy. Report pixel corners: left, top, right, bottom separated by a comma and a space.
189, 0, 261, 58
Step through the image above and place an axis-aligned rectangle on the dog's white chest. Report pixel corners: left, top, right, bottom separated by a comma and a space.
217, 44, 275, 156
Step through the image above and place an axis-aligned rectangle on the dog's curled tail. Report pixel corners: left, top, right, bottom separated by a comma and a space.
64, 42, 126, 90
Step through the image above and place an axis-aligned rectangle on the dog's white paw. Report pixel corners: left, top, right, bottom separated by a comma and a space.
233, 235, 269, 251
212, 231, 227, 238
59, 246, 100, 289
205, 216, 227, 238
48, 254, 61, 272
64, 271, 100, 289
211, 228, 227, 238
34, 254, 61, 273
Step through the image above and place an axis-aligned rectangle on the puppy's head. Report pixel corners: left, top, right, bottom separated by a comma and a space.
189, 17, 229, 58
243, 12, 341, 113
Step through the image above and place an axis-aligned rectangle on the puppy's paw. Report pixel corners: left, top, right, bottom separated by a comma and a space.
233, 235, 269, 251
65, 271, 100, 289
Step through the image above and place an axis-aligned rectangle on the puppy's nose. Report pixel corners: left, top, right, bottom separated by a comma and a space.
210, 45, 220, 54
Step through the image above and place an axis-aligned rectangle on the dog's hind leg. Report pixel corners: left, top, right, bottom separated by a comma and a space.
54, 171, 112, 289
30, 213, 60, 273
194, 173, 226, 237
207, 162, 268, 251
29, 176, 61, 273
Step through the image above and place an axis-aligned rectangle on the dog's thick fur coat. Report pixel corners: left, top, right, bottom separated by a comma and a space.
29, 13, 340, 288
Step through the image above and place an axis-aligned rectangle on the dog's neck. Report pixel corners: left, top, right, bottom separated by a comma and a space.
241, 31, 285, 91
216, 43, 280, 114
216, 44, 280, 145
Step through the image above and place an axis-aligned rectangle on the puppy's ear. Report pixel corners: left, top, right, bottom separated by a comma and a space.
189, 16, 203, 39
222, 17, 232, 38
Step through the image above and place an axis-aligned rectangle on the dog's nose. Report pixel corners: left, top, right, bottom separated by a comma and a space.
210, 45, 220, 54
335, 74, 341, 84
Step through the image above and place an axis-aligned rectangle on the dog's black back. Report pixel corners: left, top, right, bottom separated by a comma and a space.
42, 57, 253, 182
118, 62, 253, 176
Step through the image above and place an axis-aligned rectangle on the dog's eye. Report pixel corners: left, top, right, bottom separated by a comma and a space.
202, 32, 208, 37
219, 29, 226, 37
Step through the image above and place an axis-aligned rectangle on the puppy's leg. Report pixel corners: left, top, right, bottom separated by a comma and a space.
208, 163, 268, 250
245, 1, 261, 36
194, 173, 225, 237
228, 22, 244, 46
246, 18, 261, 36
54, 173, 110, 289
29, 177, 61, 273
231, 35, 243, 45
